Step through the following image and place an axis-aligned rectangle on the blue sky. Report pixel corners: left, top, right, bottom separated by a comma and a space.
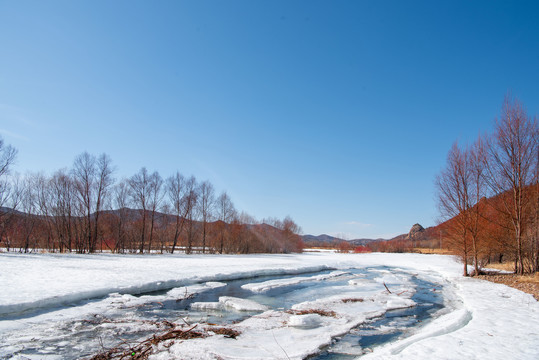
1, 0, 538, 239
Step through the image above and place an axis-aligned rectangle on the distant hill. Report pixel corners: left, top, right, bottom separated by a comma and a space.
302, 222, 444, 250
302, 234, 342, 244
301, 234, 385, 248
0, 207, 26, 216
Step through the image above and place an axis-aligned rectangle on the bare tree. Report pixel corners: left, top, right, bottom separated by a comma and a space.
467, 137, 489, 274
184, 176, 198, 254
166, 172, 188, 254
0, 177, 14, 248
147, 171, 163, 252
282, 215, 303, 252
94, 154, 114, 252
0, 137, 17, 246
216, 192, 236, 254
113, 179, 131, 253
129, 167, 151, 253
436, 142, 473, 276
71, 180, 88, 253
19, 175, 39, 253
264, 216, 303, 253
50, 170, 76, 252
198, 180, 215, 254
158, 203, 172, 253
0, 174, 22, 251
533, 138, 539, 271
34, 173, 55, 251
484, 96, 538, 274
232, 212, 258, 254
72, 152, 96, 252
0, 177, 12, 210
0, 137, 17, 180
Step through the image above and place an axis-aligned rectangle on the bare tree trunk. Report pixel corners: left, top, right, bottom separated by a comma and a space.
198, 181, 215, 254
166, 172, 190, 254
146, 171, 162, 253
73, 152, 97, 253
484, 96, 537, 274
128, 168, 152, 254
216, 192, 235, 255
436, 141, 481, 277
140, 209, 146, 253
148, 210, 155, 253
171, 215, 184, 254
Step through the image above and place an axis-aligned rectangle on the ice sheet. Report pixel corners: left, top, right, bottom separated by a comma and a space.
241, 270, 348, 292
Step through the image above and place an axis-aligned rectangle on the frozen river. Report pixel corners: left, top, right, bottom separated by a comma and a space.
1, 267, 447, 359
0, 252, 537, 359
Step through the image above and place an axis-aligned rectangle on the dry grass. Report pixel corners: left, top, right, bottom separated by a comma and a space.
413, 248, 455, 255
286, 309, 337, 317
207, 327, 241, 339
484, 262, 515, 272
519, 272, 539, 284
88, 324, 241, 360
89, 325, 205, 360
342, 298, 364, 303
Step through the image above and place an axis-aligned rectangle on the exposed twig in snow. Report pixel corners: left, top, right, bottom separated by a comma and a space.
272, 329, 290, 360
178, 316, 191, 326
88, 323, 241, 360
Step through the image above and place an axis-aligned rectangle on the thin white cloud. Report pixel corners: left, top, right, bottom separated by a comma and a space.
0, 103, 36, 127
0, 128, 29, 141
343, 221, 373, 228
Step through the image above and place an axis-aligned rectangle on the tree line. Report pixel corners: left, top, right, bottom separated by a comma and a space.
436, 96, 538, 275
0, 145, 303, 254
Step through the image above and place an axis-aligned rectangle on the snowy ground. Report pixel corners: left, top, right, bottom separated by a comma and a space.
0, 252, 538, 359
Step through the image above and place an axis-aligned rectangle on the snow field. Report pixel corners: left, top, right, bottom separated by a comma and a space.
0, 253, 332, 316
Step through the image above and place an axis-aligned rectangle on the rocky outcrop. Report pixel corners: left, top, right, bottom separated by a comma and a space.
406, 223, 425, 240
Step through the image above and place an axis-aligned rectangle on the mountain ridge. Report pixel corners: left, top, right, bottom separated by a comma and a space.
301, 233, 387, 247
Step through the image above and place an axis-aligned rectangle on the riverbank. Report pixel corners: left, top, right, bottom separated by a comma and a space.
476, 273, 539, 301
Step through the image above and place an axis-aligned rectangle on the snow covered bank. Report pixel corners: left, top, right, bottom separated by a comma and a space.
361, 276, 537, 359
0, 252, 538, 359
0, 253, 332, 316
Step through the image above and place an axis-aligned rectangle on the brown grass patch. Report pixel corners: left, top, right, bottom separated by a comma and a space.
342, 298, 364, 303
207, 327, 241, 339
483, 262, 515, 272
287, 309, 337, 317
519, 273, 539, 284
413, 248, 455, 255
